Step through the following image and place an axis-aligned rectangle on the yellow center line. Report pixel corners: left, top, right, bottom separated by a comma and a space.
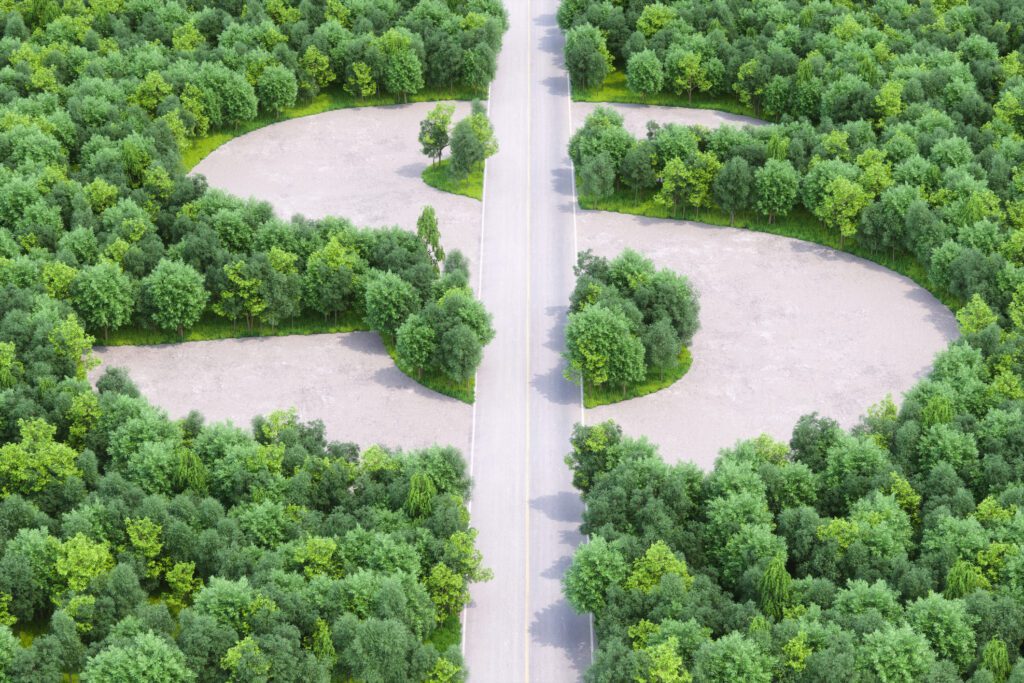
523, 0, 532, 679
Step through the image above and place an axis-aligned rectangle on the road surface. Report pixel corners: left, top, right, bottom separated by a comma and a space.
462, 0, 593, 680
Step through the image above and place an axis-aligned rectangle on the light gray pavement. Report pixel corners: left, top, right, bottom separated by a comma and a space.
462, 1, 591, 681
579, 215, 958, 469
192, 102, 481, 278
572, 101, 765, 136
92, 333, 471, 454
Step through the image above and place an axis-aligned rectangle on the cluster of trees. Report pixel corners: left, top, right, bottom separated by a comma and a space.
564, 295, 1024, 679
565, 249, 698, 393
0, 278, 489, 680
0, 0, 503, 379
565, 0, 1024, 317
419, 100, 498, 179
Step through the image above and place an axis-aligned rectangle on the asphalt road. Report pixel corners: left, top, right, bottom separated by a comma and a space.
462, 0, 593, 680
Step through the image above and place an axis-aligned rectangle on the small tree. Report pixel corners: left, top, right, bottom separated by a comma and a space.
642, 318, 679, 379
654, 157, 689, 218
345, 62, 377, 99
816, 176, 870, 247
256, 64, 298, 114
419, 103, 455, 165
69, 261, 134, 341
141, 259, 209, 339
759, 553, 792, 619
564, 23, 611, 90
754, 159, 800, 224
565, 304, 645, 394
713, 157, 753, 226
364, 270, 419, 339
626, 50, 663, 100
579, 152, 616, 200
416, 206, 445, 268
449, 104, 497, 179
396, 314, 436, 378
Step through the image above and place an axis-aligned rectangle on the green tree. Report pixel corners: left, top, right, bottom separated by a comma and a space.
364, 270, 419, 338
84, 632, 195, 682
758, 553, 791, 619
625, 541, 692, 593
396, 314, 436, 378
565, 304, 645, 393
70, 262, 134, 340
417, 206, 445, 268
419, 103, 455, 165
345, 62, 377, 99
859, 625, 936, 683
141, 259, 208, 338
563, 536, 627, 613
642, 318, 680, 379
754, 159, 800, 224
0, 418, 80, 497
579, 151, 616, 200
378, 28, 424, 102
255, 64, 298, 114
816, 176, 870, 247
564, 23, 611, 90
213, 260, 265, 332
693, 633, 773, 683
665, 48, 714, 102
627, 50, 664, 100
713, 157, 753, 226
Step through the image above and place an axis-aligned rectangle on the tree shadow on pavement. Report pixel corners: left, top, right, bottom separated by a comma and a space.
529, 599, 593, 675
530, 491, 585, 524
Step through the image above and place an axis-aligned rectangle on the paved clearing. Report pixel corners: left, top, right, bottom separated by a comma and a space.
579, 214, 958, 469
572, 101, 765, 136
193, 101, 481, 277
92, 333, 471, 454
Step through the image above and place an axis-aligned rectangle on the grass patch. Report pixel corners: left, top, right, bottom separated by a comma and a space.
427, 614, 462, 652
584, 347, 693, 408
572, 71, 757, 118
104, 312, 368, 346
579, 184, 960, 312
421, 159, 483, 200
381, 336, 475, 404
181, 85, 484, 171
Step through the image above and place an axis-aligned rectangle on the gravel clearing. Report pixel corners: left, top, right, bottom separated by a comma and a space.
93, 333, 471, 454
193, 101, 481, 284
579, 213, 958, 469
572, 102, 766, 137
107, 101, 956, 467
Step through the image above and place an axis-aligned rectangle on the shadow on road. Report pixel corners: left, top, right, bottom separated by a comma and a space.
529, 599, 593, 675
530, 491, 585, 523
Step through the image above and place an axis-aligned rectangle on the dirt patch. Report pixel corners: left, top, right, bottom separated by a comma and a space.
92, 333, 471, 453
193, 101, 481, 284
572, 102, 765, 137
578, 212, 958, 469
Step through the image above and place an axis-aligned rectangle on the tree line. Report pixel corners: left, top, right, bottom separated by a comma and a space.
564, 0, 1024, 321
564, 297, 1024, 679
565, 249, 699, 395
0, 283, 489, 680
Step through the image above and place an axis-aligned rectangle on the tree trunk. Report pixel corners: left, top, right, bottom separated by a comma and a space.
688, 88, 693, 103
729, 209, 735, 226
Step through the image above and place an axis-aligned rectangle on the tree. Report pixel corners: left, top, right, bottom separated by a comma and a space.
564, 304, 645, 393
419, 104, 455, 165
693, 633, 773, 683
0, 418, 80, 497
213, 260, 265, 332
564, 23, 611, 90
344, 62, 377, 99
859, 626, 936, 682
378, 28, 424, 102
626, 50, 663, 100
364, 270, 419, 338
754, 159, 799, 224
416, 206, 445, 268
759, 554, 791, 619
141, 260, 208, 339
256, 64, 298, 114
439, 324, 482, 384
665, 48, 715, 102
449, 106, 497, 179
70, 262, 134, 340
655, 157, 690, 218
642, 318, 679, 379
84, 631, 195, 682
579, 152, 616, 200
713, 157, 753, 226
563, 536, 626, 613
396, 314, 436, 378
303, 237, 365, 321
816, 176, 870, 247
620, 141, 659, 201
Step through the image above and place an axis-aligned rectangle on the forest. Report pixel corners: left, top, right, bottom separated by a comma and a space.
0, 0, 507, 679
562, 0, 1024, 316
565, 249, 698, 407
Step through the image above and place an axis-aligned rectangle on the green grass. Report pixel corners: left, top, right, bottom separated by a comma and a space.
572, 70, 757, 118
104, 311, 368, 346
381, 336, 475, 404
584, 347, 693, 409
181, 84, 484, 171
427, 614, 463, 652
579, 184, 961, 312
421, 159, 484, 200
